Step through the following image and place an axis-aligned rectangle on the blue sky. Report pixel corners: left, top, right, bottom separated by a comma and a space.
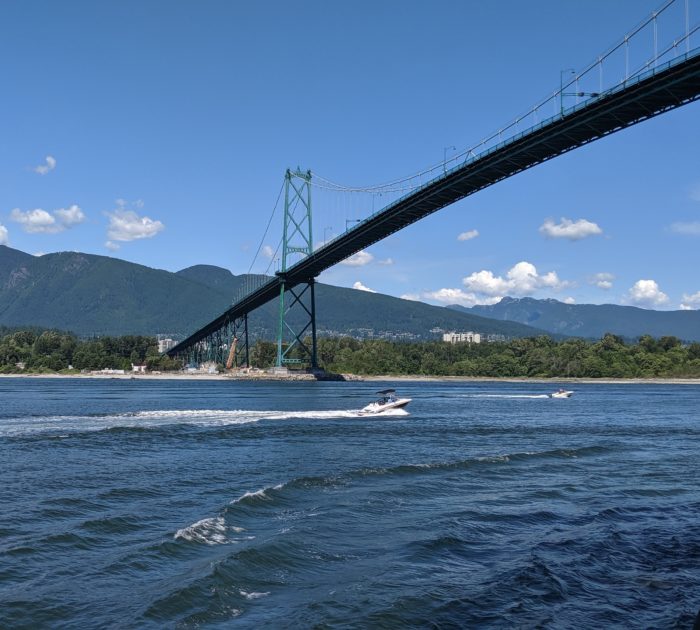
2, 0, 699, 311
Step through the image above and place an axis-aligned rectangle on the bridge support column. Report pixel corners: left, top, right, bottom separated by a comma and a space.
276, 168, 317, 369
276, 277, 318, 369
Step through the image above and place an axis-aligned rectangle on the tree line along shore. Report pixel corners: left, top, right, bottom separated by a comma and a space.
1, 328, 700, 379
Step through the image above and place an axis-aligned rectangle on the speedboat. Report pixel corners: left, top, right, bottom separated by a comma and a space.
549, 388, 573, 398
359, 389, 411, 415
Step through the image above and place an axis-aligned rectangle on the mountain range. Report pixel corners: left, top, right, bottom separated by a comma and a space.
449, 296, 700, 342
3, 245, 698, 342
0, 245, 546, 339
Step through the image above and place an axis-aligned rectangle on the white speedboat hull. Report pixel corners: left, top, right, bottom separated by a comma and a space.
359, 397, 412, 415
549, 391, 573, 398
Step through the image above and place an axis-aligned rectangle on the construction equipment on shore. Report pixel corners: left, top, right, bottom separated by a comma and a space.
225, 336, 238, 370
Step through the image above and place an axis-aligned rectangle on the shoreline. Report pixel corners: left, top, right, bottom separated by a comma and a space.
1, 372, 699, 385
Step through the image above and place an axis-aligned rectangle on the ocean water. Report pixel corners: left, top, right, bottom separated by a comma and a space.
1, 377, 699, 628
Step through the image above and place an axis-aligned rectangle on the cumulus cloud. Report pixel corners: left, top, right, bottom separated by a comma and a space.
539, 217, 602, 240
457, 229, 479, 241
0, 224, 8, 245
424, 288, 502, 308
563, 297, 576, 304
669, 221, 700, 235
261, 245, 275, 258
11, 208, 62, 233
680, 291, 700, 310
33, 155, 56, 175
105, 240, 120, 252
11, 205, 86, 234
54, 204, 85, 227
625, 279, 669, 307
590, 272, 614, 290
377, 257, 394, 265
400, 293, 421, 301
106, 200, 164, 242
462, 261, 569, 297
353, 281, 376, 293
341, 250, 374, 266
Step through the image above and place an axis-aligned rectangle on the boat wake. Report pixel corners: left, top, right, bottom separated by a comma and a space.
466, 394, 552, 399
1, 408, 409, 436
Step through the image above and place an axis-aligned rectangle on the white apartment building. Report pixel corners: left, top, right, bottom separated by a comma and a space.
442, 331, 481, 344
157, 338, 176, 353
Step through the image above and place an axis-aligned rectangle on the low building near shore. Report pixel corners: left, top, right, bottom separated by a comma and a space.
90, 368, 126, 375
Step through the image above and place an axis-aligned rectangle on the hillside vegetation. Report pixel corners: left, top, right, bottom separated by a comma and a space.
3, 330, 699, 378
0, 245, 547, 339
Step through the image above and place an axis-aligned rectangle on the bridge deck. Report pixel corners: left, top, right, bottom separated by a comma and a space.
168, 49, 700, 357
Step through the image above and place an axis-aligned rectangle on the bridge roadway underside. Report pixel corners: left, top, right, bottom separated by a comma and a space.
168, 51, 700, 357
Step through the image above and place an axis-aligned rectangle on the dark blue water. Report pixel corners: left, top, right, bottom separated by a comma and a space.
1, 378, 699, 628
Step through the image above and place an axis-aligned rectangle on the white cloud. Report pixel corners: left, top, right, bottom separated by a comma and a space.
457, 229, 479, 241
423, 288, 502, 308
33, 155, 56, 175
680, 291, 700, 310
33, 251, 45, 257
563, 297, 576, 304
10, 208, 62, 233
353, 281, 376, 293
54, 204, 85, 227
341, 250, 374, 266
670, 221, 700, 236
10, 205, 86, 234
625, 279, 669, 307
261, 245, 275, 258
590, 272, 614, 290
377, 257, 394, 265
539, 217, 602, 240
462, 261, 569, 297
0, 224, 8, 245
106, 201, 164, 242
462, 269, 511, 295
400, 293, 421, 301
105, 241, 120, 251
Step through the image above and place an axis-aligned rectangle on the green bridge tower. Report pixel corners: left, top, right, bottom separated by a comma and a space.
276, 168, 318, 369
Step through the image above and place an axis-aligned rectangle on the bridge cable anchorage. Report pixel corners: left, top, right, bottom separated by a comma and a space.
167, 0, 700, 364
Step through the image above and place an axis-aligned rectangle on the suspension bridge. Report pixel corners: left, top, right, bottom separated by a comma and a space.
168, 0, 700, 370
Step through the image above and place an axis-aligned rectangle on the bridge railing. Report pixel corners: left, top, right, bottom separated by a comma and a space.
311, 0, 699, 233
231, 0, 700, 309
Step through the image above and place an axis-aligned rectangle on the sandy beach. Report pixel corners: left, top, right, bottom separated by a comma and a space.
1, 372, 699, 385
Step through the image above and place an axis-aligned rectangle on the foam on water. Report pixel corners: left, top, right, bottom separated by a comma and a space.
239, 590, 270, 600
174, 516, 251, 545
0, 407, 407, 437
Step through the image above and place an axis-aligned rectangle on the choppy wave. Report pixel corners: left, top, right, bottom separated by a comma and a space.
174, 516, 250, 546
0, 407, 408, 437
174, 444, 610, 549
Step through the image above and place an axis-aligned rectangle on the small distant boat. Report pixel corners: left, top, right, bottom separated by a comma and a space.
359, 389, 411, 415
549, 388, 573, 399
